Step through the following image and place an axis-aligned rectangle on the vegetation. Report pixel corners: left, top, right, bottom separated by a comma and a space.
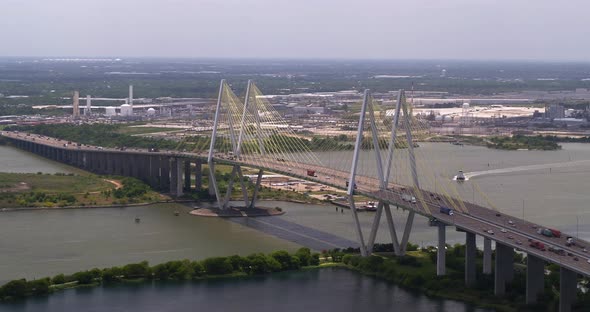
487, 135, 561, 150
0, 248, 320, 302
0, 173, 160, 208
2, 243, 589, 311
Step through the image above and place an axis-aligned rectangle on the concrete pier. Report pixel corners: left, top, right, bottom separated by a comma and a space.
160, 157, 170, 191
559, 267, 577, 312
494, 243, 514, 296
526, 254, 545, 304
170, 158, 183, 197
437, 223, 446, 276
465, 231, 476, 287
483, 238, 492, 274
184, 160, 191, 191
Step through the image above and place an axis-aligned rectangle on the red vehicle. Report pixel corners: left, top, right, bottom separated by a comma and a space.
549, 229, 562, 238
306, 170, 316, 177
530, 241, 546, 251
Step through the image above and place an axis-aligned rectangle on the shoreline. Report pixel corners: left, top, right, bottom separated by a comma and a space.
0, 198, 323, 213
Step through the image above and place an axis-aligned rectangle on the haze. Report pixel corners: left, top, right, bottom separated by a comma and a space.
1, 0, 589, 61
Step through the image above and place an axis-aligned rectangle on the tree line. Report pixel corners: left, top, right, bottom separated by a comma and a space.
0, 248, 319, 302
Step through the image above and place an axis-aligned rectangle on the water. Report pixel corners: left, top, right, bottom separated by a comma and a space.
0, 204, 300, 284
0, 146, 74, 174
0, 269, 491, 312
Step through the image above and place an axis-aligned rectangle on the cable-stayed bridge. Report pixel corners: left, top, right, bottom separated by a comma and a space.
2, 79, 588, 311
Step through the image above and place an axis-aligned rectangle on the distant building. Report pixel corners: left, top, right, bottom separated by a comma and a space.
546, 104, 565, 119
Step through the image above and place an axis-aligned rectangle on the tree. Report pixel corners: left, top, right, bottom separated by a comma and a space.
202, 257, 233, 275
1, 279, 29, 298
73, 271, 94, 284
28, 279, 51, 296
295, 248, 312, 266
123, 261, 151, 278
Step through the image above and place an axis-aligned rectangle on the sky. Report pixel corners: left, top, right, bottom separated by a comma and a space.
1, 0, 589, 61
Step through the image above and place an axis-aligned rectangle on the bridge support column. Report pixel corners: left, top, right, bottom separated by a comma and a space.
131, 155, 140, 178
465, 231, 477, 287
106, 154, 114, 174
494, 242, 514, 296
149, 156, 160, 189
437, 223, 446, 276
560, 267, 577, 312
184, 160, 191, 191
195, 160, 202, 190
160, 157, 170, 191
170, 158, 183, 197
483, 238, 492, 274
121, 154, 129, 176
526, 254, 545, 304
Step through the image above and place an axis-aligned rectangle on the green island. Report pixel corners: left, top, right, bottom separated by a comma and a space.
0, 173, 161, 208
486, 135, 561, 150
2, 245, 589, 311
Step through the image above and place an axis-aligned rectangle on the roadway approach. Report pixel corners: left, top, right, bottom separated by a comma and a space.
3, 129, 589, 312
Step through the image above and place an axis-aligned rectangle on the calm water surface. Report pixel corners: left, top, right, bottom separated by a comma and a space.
0, 269, 491, 312
0, 146, 74, 174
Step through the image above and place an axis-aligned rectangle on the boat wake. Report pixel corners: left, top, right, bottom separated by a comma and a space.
464, 159, 590, 179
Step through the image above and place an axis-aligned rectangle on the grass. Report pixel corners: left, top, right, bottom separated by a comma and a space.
0, 172, 162, 208
0, 172, 111, 193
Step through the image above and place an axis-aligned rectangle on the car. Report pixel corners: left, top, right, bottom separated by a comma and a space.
532, 225, 538, 229
500, 228, 507, 233
574, 257, 579, 261
583, 248, 587, 253
567, 252, 573, 257
496, 213, 501, 217
487, 230, 494, 235
516, 240, 522, 245
587, 259, 590, 264
508, 220, 514, 225
508, 235, 514, 239
482, 228, 488, 232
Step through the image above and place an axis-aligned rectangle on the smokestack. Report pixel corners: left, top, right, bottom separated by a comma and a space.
73, 91, 80, 118
85, 95, 91, 115
129, 85, 133, 107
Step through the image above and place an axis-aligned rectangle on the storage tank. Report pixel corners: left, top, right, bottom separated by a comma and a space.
147, 107, 156, 116
105, 106, 117, 116
120, 104, 133, 117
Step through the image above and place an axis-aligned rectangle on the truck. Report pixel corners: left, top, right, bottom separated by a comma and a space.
549, 229, 562, 238
439, 206, 454, 216
536, 228, 562, 238
537, 228, 554, 237
306, 170, 316, 177
566, 236, 575, 247
402, 194, 417, 204
530, 240, 546, 251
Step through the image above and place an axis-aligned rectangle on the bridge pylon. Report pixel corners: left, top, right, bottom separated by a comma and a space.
349, 89, 420, 256
208, 79, 266, 210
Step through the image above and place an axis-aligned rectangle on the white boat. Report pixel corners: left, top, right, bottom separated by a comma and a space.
362, 201, 378, 211
456, 170, 466, 181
